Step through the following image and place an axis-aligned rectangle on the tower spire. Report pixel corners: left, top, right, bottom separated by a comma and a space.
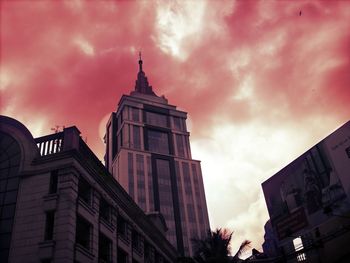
138, 51, 143, 72
134, 53, 156, 96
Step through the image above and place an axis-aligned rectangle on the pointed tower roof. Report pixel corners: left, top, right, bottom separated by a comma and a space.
134, 52, 156, 96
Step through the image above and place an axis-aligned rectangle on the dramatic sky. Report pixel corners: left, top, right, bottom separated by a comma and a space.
1, 0, 350, 255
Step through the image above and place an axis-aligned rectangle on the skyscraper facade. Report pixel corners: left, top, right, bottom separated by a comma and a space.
105, 56, 210, 256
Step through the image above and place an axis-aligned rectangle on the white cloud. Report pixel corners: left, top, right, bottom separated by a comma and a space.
73, 36, 95, 56
155, 0, 206, 60
191, 117, 339, 253
0, 69, 12, 91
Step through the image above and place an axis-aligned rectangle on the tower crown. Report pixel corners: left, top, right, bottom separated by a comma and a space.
134, 52, 156, 96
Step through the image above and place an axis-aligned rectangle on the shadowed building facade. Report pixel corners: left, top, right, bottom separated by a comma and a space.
262, 121, 350, 262
105, 57, 210, 256
0, 116, 177, 263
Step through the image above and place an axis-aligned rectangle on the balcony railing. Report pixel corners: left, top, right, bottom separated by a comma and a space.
35, 132, 64, 156
34, 127, 106, 175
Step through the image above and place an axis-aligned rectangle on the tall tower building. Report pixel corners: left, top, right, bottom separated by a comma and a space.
105, 55, 210, 256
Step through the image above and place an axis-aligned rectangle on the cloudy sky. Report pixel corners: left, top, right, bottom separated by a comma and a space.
1, 0, 350, 255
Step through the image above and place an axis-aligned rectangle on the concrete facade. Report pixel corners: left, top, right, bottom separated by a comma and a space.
262, 121, 350, 263
0, 115, 178, 263
105, 58, 210, 256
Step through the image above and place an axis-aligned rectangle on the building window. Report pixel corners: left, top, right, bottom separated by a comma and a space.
144, 242, 152, 261
117, 215, 128, 238
173, 117, 183, 131
76, 216, 92, 250
136, 154, 146, 210
147, 130, 169, 154
176, 134, 185, 157
117, 248, 128, 263
49, 170, 58, 194
132, 230, 142, 253
78, 177, 91, 205
122, 124, 130, 147
293, 237, 307, 262
100, 198, 111, 223
147, 156, 154, 211
44, 211, 55, 240
99, 233, 112, 263
131, 108, 140, 122
145, 111, 168, 127
155, 252, 163, 263
122, 106, 129, 121
0, 131, 21, 263
128, 153, 134, 199
346, 146, 350, 158
156, 159, 177, 247
133, 126, 141, 150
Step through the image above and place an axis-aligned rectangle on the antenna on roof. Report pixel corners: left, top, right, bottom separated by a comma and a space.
51, 125, 65, 133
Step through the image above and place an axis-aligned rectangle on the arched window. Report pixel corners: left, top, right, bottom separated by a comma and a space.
0, 131, 21, 262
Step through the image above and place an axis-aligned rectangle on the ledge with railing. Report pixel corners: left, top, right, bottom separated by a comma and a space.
35, 132, 64, 156
34, 126, 107, 175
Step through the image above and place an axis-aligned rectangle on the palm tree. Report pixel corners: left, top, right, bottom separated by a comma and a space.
192, 228, 251, 263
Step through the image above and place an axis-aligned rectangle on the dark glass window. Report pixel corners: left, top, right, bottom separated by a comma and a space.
117, 215, 127, 238
346, 146, 350, 158
147, 130, 169, 154
133, 126, 141, 150
5, 177, 19, 191
155, 252, 163, 263
76, 216, 92, 250
1, 204, 16, 219
49, 170, 58, 194
144, 242, 153, 261
78, 177, 91, 205
99, 233, 112, 263
117, 248, 128, 263
0, 249, 9, 263
131, 108, 140, 122
122, 124, 130, 147
122, 106, 129, 120
0, 132, 21, 263
128, 153, 134, 199
147, 156, 154, 211
136, 154, 146, 210
100, 198, 111, 222
145, 112, 168, 127
0, 219, 13, 234
173, 117, 183, 131
4, 191, 17, 205
44, 211, 55, 240
176, 134, 185, 157
132, 230, 142, 252
156, 159, 177, 247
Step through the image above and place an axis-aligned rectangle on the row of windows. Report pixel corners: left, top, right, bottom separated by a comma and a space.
128, 154, 153, 211
120, 106, 187, 132
78, 177, 114, 223
76, 177, 170, 262
118, 124, 190, 157
40, 175, 168, 262
75, 214, 168, 263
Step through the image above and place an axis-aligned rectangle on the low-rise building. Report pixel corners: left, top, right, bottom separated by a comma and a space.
0, 115, 178, 263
